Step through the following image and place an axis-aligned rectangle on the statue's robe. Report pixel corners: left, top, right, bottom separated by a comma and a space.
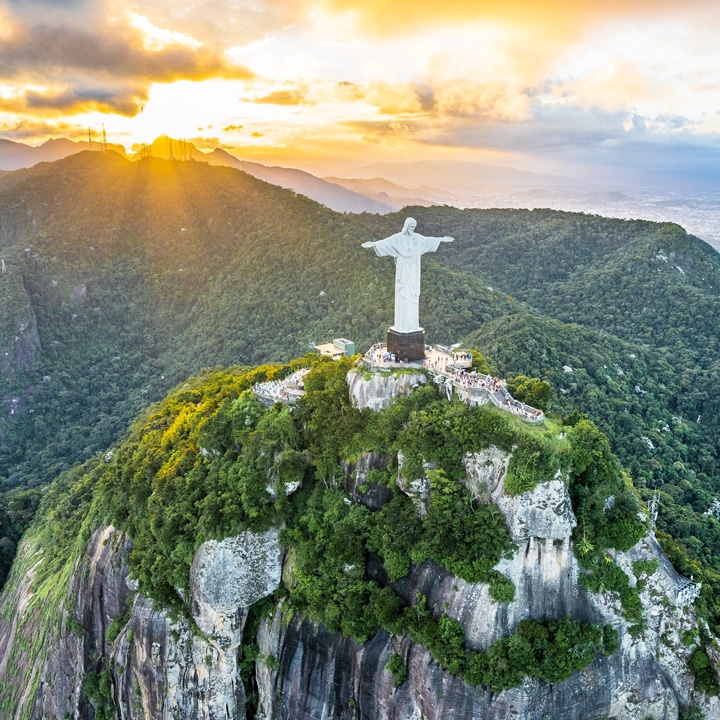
370, 231, 446, 333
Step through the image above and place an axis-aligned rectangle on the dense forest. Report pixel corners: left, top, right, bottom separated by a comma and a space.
1, 151, 720, 633
1, 357, 650, 717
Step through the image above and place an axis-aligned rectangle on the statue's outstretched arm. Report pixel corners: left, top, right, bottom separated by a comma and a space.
363, 236, 399, 256
415, 234, 454, 243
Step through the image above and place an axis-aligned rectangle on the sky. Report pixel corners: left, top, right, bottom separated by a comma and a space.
1, 0, 719, 184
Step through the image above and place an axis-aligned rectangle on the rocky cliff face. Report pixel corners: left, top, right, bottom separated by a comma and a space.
346, 367, 427, 411
255, 448, 699, 720
112, 526, 283, 720
0, 525, 283, 720
0, 448, 712, 720
0, 525, 132, 720
0, 274, 41, 377
256, 604, 679, 720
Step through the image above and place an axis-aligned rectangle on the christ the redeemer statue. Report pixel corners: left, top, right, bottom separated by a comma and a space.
362, 217, 453, 333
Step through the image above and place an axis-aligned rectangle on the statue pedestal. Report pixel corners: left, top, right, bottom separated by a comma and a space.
387, 328, 425, 363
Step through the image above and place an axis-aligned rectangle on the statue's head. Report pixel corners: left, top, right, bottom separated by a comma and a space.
402, 217, 417, 234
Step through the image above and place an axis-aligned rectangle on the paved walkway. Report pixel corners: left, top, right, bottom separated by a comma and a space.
250, 347, 545, 424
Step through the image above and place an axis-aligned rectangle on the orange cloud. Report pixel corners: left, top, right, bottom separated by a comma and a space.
319, 0, 716, 37
432, 81, 530, 121
246, 80, 427, 115
362, 83, 426, 115
253, 89, 310, 106
22, 87, 145, 116
0, 5, 254, 119
0, 118, 86, 142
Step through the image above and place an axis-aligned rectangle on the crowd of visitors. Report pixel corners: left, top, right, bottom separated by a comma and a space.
367, 341, 402, 364
364, 342, 543, 422
253, 346, 543, 423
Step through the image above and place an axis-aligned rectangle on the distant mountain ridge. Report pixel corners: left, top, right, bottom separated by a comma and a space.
3, 136, 719, 251
0, 135, 394, 215
0, 135, 578, 215
0, 137, 127, 170
204, 148, 394, 214
322, 175, 442, 210
348, 158, 576, 192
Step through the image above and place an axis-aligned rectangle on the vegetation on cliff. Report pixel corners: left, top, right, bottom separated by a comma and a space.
466, 314, 720, 633
1, 356, 653, 711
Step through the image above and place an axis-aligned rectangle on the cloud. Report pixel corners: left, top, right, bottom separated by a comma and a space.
253, 89, 310, 106
0, 23, 253, 82
187, 134, 222, 149
431, 81, 530, 121
127, 0, 300, 46
404, 99, 720, 185
245, 80, 428, 115
4, 0, 97, 20
0, 117, 87, 141
21, 86, 143, 116
361, 83, 425, 115
337, 97, 658, 157
407, 102, 631, 155
1, 0, 718, 187
0, 2, 254, 117
318, 0, 717, 38
323, 80, 519, 119
5, 0, 88, 6
340, 118, 426, 145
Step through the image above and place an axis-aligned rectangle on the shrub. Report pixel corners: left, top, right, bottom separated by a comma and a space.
385, 653, 408, 687
488, 571, 516, 603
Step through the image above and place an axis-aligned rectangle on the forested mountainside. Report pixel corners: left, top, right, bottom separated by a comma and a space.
1, 151, 720, 639
0, 151, 511, 495
0, 358, 714, 719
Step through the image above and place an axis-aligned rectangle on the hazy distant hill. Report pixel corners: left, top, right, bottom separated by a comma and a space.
0, 138, 126, 171
0, 135, 394, 214
204, 148, 394, 214
349, 158, 576, 193
129, 136, 399, 214
322, 175, 441, 210
107, 135, 395, 214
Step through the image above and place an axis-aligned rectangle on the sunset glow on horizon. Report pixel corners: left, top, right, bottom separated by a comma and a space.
1, 0, 719, 182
